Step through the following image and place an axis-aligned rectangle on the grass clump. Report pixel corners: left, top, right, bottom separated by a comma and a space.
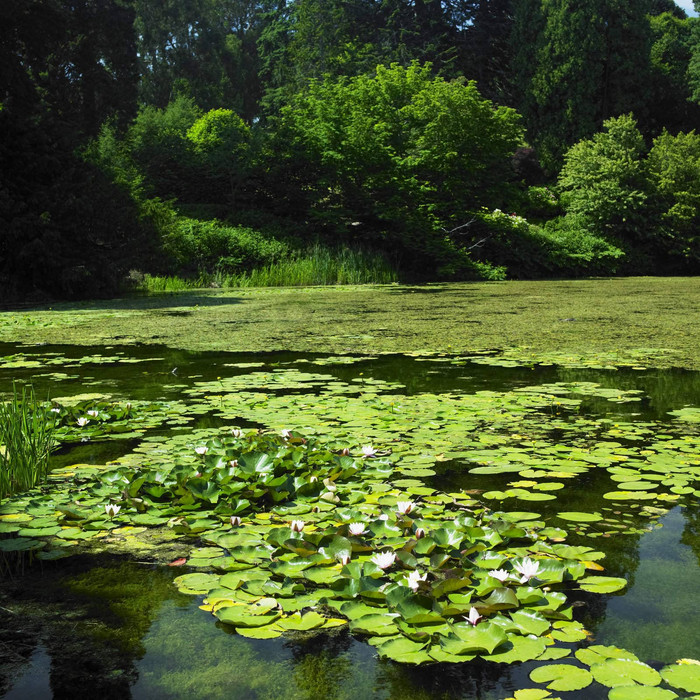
137, 244, 398, 291
0, 385, 57, 501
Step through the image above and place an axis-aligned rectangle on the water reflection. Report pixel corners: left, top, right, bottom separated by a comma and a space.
0, 557, 188, 699
593, 507, 700, 662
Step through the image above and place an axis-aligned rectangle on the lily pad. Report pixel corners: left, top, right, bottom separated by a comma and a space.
661, 662, 700, 693
529, 664, 593, 691
578, 576, 628, 594
590, 659, 662, 688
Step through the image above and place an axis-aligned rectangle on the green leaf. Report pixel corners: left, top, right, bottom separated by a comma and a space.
510, 610, 550, 636
481, 635, 548, 663
375, 636, 428, 661
660, 663, 700, 693
590, 659, 662, 688
449, 621, 508, 654
579, 576, 627, 593
557, 512, 603, 522
173, 573, 220, 594
215, 606, 281, 628
349, 614, 399, 636
277, 611, 327, 631
529, 664, 593, 691
576, 645, 639, 667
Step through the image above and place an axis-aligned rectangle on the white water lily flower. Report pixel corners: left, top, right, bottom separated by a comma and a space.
405, 570, 427, 591
513, 557, 540, 583
466, 607, 482, 627
50, 407, 61, 414
77, 417, 90, 427
414, 527, 426, 539
396, 500, 415, 515
361, 445, 377, 458
281, 429, 292, 439
87, 410, 99, 418
338, 553, 351, 566
105, 504, 120, 518
489, 569, 511, 583
290, 520, 305, 533
195, 446, 208, 455
229, 459, 238, 469
348, 522, 366, 536
230, 516, 241, 527
371, 551, 396, 570
230, 428, 243, 438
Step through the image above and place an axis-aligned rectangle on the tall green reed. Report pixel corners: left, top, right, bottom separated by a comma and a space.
136, 244, 398, 292
0, 385, 57, 501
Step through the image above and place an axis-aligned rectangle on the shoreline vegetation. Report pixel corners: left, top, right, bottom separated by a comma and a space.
2, 277, 700, 370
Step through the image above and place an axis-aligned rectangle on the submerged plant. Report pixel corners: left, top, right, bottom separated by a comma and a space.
0, 384, 57, 501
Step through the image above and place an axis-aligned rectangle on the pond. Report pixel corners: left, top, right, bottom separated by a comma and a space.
0, 343, 699, 699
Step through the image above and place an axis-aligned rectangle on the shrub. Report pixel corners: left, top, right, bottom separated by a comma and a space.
127, 96, 201, 200
276, 62, 523, 275
157, 214, 289, 274
558, 115, 649, 243
647, 129, 700, 264
468, 209, 624, 278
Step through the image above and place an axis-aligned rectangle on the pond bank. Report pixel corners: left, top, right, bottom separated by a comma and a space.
1, 277, 699, 369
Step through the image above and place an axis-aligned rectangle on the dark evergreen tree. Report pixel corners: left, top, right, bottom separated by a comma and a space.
458, 0, 516, 103
649, 12, 700, 134
512, 0, 654, 170
0, 0, 146, 299
135, 0, 268, 120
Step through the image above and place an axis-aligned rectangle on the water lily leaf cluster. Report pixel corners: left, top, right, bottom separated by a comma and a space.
45, 398, 196, 443
1, 346, 700, 691
0, 427, 619, 666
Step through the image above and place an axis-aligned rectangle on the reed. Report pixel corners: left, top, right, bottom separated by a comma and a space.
0, 385, 57, 501
137, 244, 398, 292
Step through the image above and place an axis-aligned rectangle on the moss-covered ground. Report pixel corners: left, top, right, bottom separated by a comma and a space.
2, 277, 699, 368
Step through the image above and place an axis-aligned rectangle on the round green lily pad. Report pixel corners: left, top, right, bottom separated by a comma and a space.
557, 512, 603, 522
590, 659, 662, 688
660, 663, 700, 693
529, 664, 593, 691
578, 576, 628, 594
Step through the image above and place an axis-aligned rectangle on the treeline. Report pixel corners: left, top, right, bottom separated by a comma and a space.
2, 0, 700, 299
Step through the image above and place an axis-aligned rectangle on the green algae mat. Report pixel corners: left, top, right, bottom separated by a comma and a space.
2, 277, 700, 369
1, 343, 700, 698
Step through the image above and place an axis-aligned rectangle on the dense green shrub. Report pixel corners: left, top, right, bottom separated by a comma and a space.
557, 115, 649, 243
276, 62, 523, 276
127, 96, 201, 200
155, 212, 289, 274
468, 209, 623, 278
186, 109, 253, 203
519, 186, 562, 221
647, 129, 700, 264
537, 216, 625, 275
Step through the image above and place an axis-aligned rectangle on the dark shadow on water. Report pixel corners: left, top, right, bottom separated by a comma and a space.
1, 290, 245, 314
0, 555, 190, 700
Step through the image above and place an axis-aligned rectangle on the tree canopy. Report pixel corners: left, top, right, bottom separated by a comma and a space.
2, 0, 700, 299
